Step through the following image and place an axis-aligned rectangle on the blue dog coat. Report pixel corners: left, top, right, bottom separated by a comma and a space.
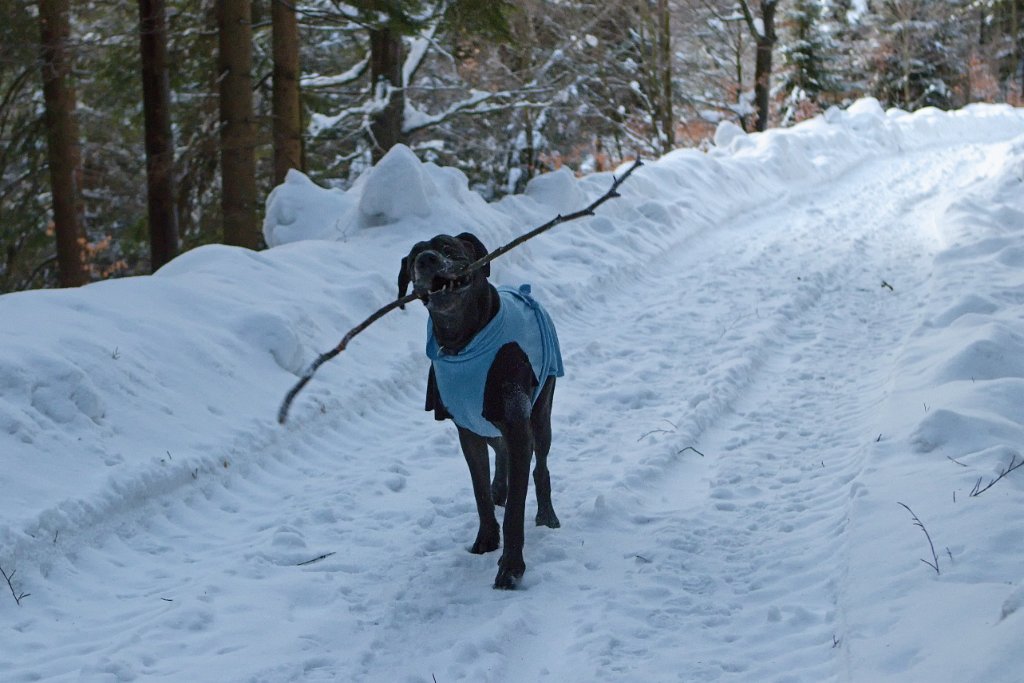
426, 285, 563, 438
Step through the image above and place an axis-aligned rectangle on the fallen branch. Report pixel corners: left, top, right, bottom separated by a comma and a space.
969, 454, 1023, 497
0, 563, 30, 605
297, 551, 337, 567
897, 502, 940, 575
278, 158, 644, 424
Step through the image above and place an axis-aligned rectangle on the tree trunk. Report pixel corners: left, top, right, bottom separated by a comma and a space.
272, 0, 303, 185
369, 25, 405, 162
734, 25, 748, 131
753, 2, 778, 132
901, 21, 913, 107
1015, 0, 1023, 97
138, 0, 179, 271
217, 0, 259, 249
657, 0, 674, 153
38, 0, 87, 287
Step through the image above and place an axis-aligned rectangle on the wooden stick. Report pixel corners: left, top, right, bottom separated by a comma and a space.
278, 158, 644, 424
278, 292, 418, 423
457, 158, 644, 277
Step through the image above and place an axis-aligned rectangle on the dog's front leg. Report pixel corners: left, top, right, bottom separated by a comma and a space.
493, 392, 535, 589
457, 427, 500, 554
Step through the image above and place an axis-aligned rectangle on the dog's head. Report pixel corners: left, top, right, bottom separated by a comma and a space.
398, 233, 496, 351
398, 233, 490, 312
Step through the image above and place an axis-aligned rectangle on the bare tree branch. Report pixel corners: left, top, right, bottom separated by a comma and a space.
0, 563, 30, 605
969, 454, 1023, 497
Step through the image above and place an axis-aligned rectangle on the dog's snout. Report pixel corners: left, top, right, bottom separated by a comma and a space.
414, 250, 442, 271
413, 249, 454, 289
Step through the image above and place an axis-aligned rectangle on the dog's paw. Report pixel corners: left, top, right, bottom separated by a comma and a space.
469, 521, 500, 554
535, 507, 561, 529
493, 553, 526, 589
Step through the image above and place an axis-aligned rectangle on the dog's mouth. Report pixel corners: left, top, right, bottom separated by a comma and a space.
426, 271, 472, 296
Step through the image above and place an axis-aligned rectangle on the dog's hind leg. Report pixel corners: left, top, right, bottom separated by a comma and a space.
457, 427, 501, 554
530, 376, 560, 529
489, 437, 509, 507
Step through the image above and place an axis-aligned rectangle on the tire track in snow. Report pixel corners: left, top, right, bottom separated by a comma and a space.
504, 144, 991, 681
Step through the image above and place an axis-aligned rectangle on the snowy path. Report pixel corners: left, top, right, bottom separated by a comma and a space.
461, 145, 966, 681
2, 140, 1008, 682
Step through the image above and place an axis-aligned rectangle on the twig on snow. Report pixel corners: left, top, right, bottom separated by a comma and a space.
638, 419, 677, 442
678, 446, 705, 457
278, 158, 644, 424
897, 502, 940, 575
297, 551, 337, 567
0, 563, 30, 605
969, 454, 1023, 497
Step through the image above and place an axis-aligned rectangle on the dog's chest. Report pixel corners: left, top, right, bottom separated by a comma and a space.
426, 285, 563, 437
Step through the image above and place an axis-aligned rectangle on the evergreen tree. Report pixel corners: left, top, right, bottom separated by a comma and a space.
1, 1, 55, 290
868, 0, 971, 110
781, 0, 837, 108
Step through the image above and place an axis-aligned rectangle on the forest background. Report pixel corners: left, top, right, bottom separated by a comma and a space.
1, 0, 1022, 293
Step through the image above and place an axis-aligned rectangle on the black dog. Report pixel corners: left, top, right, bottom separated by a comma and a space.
399, 233, 563, 589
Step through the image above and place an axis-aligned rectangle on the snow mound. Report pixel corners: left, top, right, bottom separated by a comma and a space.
264, 144, 498, 249
927, 294, 999, 328
357, 143, 435, 225
523, 166, 586, 214
911, 408, 1024, 456
262, 169, 352, 245
713, 119, 746, 148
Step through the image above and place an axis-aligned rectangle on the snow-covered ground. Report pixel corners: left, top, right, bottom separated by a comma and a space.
3, 99, 1024, 682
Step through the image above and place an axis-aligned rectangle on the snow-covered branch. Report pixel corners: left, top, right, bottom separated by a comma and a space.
402, 88, 552, 136
301, 55, 369, 89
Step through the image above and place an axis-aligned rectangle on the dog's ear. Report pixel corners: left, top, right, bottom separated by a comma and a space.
397, 255, 411, 309
455, 232, 489, 277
